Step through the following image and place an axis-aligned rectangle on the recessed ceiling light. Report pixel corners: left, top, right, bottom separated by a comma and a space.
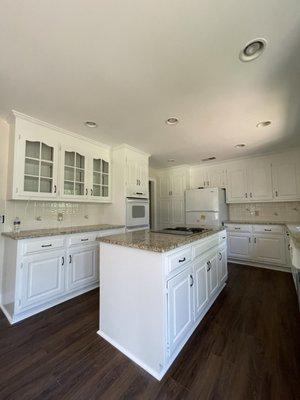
168, 159, 175, 163
256, 121, 271, 128
85, 121, 98, 128
239, 38, 267, 62
235, 143, 246, 148
166, 117, 179, 125
201, 156, 216, 162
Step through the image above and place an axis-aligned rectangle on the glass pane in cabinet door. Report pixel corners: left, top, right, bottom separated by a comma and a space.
93, 185, 101, 197
64, 166, 74, 181
93, 159, 101, 172
93, 172, 101, 184
76, 153, 85, 169
65, 151, 75, 166
25, 141, 40, 159
24, 176, 39, 192
25, 159, 39, 176
102, 186, 108, 197
64, 181, 74, 195
41, 143, 53, 161
75, 183, 84, 196
102, 160, 109, 174
102, 174, 108, 186
76, 169, 84, 183
41, 161, 53, 178
40, 178, 53, 193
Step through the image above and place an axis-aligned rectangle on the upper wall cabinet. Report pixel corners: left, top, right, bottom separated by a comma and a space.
271, 152, 300, 201
8, 112, 111, 203
126, 148, 149, 198
190, 165, 226, 189
158, 167, 189, 198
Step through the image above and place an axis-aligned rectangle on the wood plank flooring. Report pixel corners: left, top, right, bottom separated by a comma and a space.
0, 263, 299, 400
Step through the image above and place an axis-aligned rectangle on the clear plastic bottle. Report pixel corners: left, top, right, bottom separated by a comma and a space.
13, 217, 21, 234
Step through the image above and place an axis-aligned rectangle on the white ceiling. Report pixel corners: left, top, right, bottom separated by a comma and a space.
0, 0, 300, 167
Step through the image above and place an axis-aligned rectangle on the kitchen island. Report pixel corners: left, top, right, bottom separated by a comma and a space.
97, 228, 227, 380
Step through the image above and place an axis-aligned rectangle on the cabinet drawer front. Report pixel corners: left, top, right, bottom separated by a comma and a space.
218, 231, 227, 245
68, 233, 97, 246
23, 237, 65, 255
252, 224, 284, 234
225, 224, 252, 233
167, 248, 192, 274
193, 235, 219, 259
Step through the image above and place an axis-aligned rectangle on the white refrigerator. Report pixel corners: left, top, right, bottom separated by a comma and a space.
185, 188, 228, 228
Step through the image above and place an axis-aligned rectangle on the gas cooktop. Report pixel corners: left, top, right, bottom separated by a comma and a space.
153, 227, 210, 236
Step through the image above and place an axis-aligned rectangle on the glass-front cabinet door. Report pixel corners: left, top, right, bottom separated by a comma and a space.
61, 148, 87, 200
91, 157, 110, 201
19, 136, 59, 198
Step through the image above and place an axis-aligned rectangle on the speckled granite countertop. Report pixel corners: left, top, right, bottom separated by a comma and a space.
286, 224, 300, 246
2, 224, 125, 240
224, 220, 288, 225
97, 228, 225, 253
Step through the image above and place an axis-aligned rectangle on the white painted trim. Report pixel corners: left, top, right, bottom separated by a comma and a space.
97, 330, 164, 380
112, 143, 151, 157
11, 110, 111, 150
228, 258, 291, 273
3, 283, 99, 325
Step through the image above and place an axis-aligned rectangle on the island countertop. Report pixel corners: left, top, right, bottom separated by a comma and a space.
2, 224, 125, 240
97, 228, 225, 253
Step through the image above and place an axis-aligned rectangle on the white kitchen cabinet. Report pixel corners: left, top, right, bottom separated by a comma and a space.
8, 112, 112, 203
193, 258, 208, 320
67, 245, 99, 292
158, 174, 171, 198
126, 150, 149, 198
206, 166, 226, 188
159, 198, 172, 226
170, 171, 186, 197
247, 160, 273, 201
218, 246, 228, 286
272, 156, 300, 201
19, 250, 65, 310
171, 198, 185, 225
17, 133, 59, 199
252, 234, 286, 265
227, 233, 252, 260
167, 265, 194, 355
226, 163, 248, 202
190, 166, 206, 188
207, 253, 218, 297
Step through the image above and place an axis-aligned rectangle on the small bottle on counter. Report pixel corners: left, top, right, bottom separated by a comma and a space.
13, 217, 21, 234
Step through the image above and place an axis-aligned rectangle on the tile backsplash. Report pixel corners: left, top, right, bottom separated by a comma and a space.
229, 202, 300, 223
1, 200, 111, 232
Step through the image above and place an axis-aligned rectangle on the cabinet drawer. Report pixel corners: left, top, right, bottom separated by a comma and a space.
193, 234, 219, 259
218, 230, 227, 245
225, 224, 252, 233
68, 233, 97, 246
23, 237, 65, 255
167, 248, 192, 274
252, 224, 284, 235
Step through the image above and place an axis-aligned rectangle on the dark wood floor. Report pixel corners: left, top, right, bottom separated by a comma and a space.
1, 264, 300, 400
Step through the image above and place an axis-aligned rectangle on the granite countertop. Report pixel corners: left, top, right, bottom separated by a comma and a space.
224, 220, 288, 225
97, 228, 225, 253
286, 224, 300, 246
2, 224, 125, 240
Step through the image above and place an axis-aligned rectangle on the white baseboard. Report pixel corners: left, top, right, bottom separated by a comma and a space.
228, 258, 291, 273
1, 283, 99, 325
98, 283, 226, 381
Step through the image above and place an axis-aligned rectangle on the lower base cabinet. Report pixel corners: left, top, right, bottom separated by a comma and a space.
21, 250, 65, 309
167, 238, 227, 358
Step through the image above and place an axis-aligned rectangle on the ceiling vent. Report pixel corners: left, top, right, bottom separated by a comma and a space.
201, 156, 216, 162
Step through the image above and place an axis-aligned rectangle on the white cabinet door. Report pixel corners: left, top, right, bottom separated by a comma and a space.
172, 198, 185, 226
206, 166, 226, 188
67, 245, 99, 292
253, 235, 286, 265
20, 250, 65, 309
170, 171, 186, 197
272, 160, 300, 201
18, 134, 59, 199
158, 174, 171, 198
193, 259, 208, 320
207, 254, 218, 297
126, 160, 139, 196
90, 155, 110, 201
159, 199, 172, 227
218, 246, 227, 286
60, 146, 88, 201
167, 265, 194, 355
227, 233, 252, 260
138, 162, 149, 197
247, 161, 273, 201
191, 166, 207, 188
226, 164, 248, 202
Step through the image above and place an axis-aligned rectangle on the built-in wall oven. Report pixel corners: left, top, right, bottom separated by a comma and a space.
126, 198, 149, 231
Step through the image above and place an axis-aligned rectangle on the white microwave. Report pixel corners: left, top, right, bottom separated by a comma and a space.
126, 198, 149, 230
